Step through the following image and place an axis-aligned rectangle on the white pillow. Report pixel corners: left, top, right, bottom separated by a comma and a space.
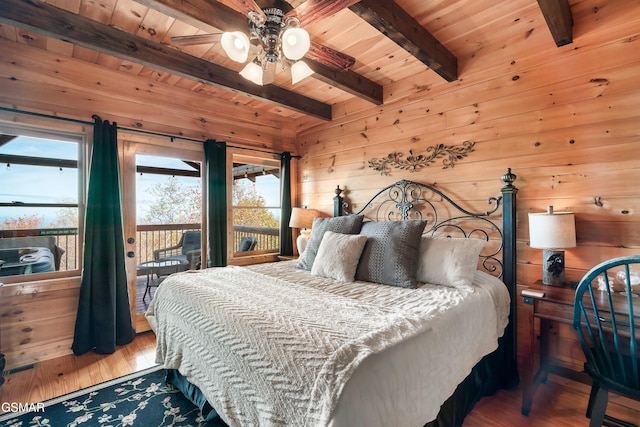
416, 236, 486, 290
311, 231, 368, 282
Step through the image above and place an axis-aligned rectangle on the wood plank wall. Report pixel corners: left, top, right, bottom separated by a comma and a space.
0, 37, 299, 369
0, 0, 639, 380
295, 1, 640, 374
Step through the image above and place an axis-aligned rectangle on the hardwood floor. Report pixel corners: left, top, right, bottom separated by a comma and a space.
1, 332, 639, 425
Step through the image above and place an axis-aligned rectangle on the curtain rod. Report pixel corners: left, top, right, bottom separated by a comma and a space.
0, 107, 295, 157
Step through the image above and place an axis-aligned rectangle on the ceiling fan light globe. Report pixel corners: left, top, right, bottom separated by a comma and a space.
282, 28, 310, 60
291, 61, 314, 84
240, 61, 264, 85
221, 31, 250, 63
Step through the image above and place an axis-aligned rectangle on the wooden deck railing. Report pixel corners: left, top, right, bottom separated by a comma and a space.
1, 223, 280, 271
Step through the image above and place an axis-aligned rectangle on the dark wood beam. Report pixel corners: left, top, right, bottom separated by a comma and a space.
139, 0, 383, 104
0, 154, 77, 169
0, 0, 332, 120
0, 134, 17, 149
135, 0, 247, 33
537, 0, 573, 47
306, 59, 383, 105
137, 165, 200, 177
349, 0, 458, 82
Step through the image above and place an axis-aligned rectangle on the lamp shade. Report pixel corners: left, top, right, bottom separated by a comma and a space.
528, 206, 576, 249
221, 31, 250, 63
281, 27, 310, 60
289, 207, 319, 230
239, 60, 264, 85
291, 61, 314, 84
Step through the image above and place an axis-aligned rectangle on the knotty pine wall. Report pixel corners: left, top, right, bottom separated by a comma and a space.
0, 0, 639, 380
0, 37, 300, 369
295, 2, 640, 373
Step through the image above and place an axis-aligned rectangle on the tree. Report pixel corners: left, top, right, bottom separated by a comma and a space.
232, 179, 279, 228
2, 214, 44, 230
142, 176, 201, 225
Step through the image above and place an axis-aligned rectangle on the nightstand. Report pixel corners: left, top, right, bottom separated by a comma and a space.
520, 280, 578, 415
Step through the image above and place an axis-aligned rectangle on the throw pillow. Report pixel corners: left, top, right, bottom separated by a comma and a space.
355, 220, 427, 288
311, 231, 368, 282
297, 215, 364, 271
416, 236, 486, 290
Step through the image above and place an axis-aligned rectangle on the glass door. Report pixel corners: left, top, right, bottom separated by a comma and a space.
120, 136, 203, 332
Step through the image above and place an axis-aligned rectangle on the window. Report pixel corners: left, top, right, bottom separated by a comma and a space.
230, 152, 281, 257
0, 125, 84, 279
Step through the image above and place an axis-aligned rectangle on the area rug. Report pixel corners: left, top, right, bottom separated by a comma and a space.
0, 365, 227, 426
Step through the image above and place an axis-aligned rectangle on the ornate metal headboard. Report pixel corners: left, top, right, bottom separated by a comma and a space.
335, 170, 517, 280
333, 169, 519, 382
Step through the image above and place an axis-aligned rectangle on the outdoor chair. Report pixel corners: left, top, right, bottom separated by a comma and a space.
573, 255, 640, 427
153, 230, 201, 270
238, 236, 257, 252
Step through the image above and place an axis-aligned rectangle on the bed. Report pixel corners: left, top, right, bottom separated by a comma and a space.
146, 169, 519, 427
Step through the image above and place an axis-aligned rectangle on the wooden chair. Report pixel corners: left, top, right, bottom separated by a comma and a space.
573, 255, 640, 427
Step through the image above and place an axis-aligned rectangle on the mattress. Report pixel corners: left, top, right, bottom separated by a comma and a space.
147, 260, 509, 426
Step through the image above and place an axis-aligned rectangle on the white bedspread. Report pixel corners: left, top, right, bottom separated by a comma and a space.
147, 261, 509, 427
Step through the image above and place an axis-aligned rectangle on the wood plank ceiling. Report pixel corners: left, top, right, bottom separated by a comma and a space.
0, 0, 571, 129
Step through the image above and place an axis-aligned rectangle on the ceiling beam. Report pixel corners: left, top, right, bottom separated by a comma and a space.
0, 0, 332, 120
306, 59, 383, 105
537, 0, 573, 47
349, 0, 458, 82
138, 0, 383, 104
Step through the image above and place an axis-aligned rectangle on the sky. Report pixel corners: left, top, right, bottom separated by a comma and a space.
0, 135, 79, 226
0, 135, 280, 227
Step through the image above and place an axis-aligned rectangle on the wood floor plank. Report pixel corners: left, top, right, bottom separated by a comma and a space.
1, 330, 638, 425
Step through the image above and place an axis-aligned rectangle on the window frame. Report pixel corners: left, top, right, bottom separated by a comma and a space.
227, 149, 281, 264
0, 122, 88, 283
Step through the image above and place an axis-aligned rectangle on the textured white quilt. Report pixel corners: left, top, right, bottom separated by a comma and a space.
147, 261, 508, 427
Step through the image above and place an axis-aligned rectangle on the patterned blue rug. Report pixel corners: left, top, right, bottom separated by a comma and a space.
0, 366, 227, 426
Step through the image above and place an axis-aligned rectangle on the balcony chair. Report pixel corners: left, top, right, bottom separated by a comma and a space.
573, 255, 640, 427
153, 230, 201, 270
238, 236, 257, 252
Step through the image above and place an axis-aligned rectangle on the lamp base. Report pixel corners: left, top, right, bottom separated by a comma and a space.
542, 249, 565, 287
296, 229, 311, 255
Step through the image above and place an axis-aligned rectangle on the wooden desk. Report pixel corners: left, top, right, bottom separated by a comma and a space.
520, 280, 578, 415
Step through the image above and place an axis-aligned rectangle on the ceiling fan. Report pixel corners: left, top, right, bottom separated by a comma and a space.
170, 0, 360, 85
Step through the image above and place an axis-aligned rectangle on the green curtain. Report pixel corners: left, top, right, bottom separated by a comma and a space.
72, 117, 134, 355
204, 139, 227, 267
279, 152, 293, 256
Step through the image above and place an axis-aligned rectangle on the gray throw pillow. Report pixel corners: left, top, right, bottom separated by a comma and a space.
297, 215, 364, 271
355, 220, 427, 288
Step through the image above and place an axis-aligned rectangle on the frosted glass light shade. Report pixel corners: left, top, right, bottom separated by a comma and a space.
290, 61, 314, 84
221, 31, 250, 63
239, 61, 263, 85
528, 206, 576, 249
281, 27, 310, 60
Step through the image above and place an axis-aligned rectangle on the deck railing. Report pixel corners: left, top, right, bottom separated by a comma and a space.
1, 223, 280, 272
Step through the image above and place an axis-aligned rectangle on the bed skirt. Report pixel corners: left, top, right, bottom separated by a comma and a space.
165, 335, 517, 427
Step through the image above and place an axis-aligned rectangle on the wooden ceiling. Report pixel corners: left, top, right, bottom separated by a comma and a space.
0, 0, 571, 129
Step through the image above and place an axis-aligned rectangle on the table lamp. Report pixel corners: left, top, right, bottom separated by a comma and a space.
528, 206, 576, 287
289, 207, 320, 255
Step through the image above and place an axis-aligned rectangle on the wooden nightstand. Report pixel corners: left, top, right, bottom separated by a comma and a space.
520, 280, 580, 415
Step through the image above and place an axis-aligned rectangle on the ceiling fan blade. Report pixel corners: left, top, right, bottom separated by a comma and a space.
171, 33, 221, 46
306, 41, 355, 71
286, 0, 362, 25
224, 0, 266, 20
